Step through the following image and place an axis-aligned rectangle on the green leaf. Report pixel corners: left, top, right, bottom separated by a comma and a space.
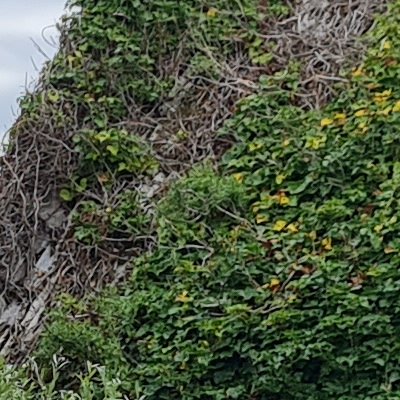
60, 189, 74, 202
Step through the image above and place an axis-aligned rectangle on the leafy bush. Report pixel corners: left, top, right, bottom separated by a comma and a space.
32, 3, 400, 399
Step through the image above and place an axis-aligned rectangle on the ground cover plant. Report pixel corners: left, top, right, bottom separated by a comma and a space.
25, 1, 400, 399
0, 0, 399, 398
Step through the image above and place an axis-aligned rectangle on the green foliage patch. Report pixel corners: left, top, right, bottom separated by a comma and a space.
29, 2, 400, 399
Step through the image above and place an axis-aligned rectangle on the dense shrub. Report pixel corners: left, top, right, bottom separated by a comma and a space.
34, 3, 400, 398
5, 0, 400, 399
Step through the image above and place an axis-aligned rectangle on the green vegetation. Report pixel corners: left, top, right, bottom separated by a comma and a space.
2, 0, 400, 398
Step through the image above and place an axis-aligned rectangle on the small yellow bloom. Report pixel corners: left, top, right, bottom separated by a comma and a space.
320, 118, 334, 127
283, 139, 290, 146
275, 174, 286, 185
270, 278, 280, 288
383, 41, 392, 50
352, 67, 364, 78
273, 220, 287, 232
206, 7, 218, 17
256, 214, 268, 224
233, 173, 244, 183
393, 101, 400, 113
374, 90, 392, 104
354, 109, 368, 118
176, 290, 191, 303
287, 223, 299, 234
322, 237, 333, 251
309, 231, 317, 241
278, 193, 290, 206
334, 113, 347, 120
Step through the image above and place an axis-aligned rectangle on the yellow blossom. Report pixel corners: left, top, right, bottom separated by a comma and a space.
393, 101, 400, 113
383, 41, 392, 50
287, 223, 299, 234
320, 118, 334, 127
278, 193, 290, 206
256, 214, 268, 224
176, 290, 191, 303
309, 231, 317, 241
207, 7, 218, 17
283, 139, 290, 146
334, 113, 347, 121
354, 109, 368, 118
273, 220, 287, 232
270, 278, 280, 288
374, 90, 392, 104
275, 174, 286, 185
322, 237, 333, 251
352, 67, 364, 78
233, 173, 244, 183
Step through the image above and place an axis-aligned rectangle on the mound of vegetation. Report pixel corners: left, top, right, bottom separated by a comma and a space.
20, 1, 400, 398
1, 0, 400, 398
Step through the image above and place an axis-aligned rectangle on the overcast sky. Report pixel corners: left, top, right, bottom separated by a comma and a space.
0, 0, 66, 139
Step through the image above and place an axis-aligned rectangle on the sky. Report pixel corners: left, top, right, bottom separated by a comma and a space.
0, 0, 66, 140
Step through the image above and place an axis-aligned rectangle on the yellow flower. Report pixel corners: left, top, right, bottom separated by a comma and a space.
383, 41, 392, 50
283, 139, 290, 146
393, 100, 400, 113
320, 118, 334, 127
273, 220, 287, 232
374, 90, 392, 104
233, 173, 244, 184
256, 214, 268, 224
270, 278, 280, 288
176, 290, 191, 303
278, 193, 290, 206
275, 174, 286, 185
287, 223, 299, 234
354, 109, 368, 117
207, 7, 218, 17
352, 67, 364, 78
334, 113, 346, 120
309, 231, 317, 241
322, 237, 333, 251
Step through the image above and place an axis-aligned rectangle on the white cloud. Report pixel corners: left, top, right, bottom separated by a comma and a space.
0, 0, 66, 137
